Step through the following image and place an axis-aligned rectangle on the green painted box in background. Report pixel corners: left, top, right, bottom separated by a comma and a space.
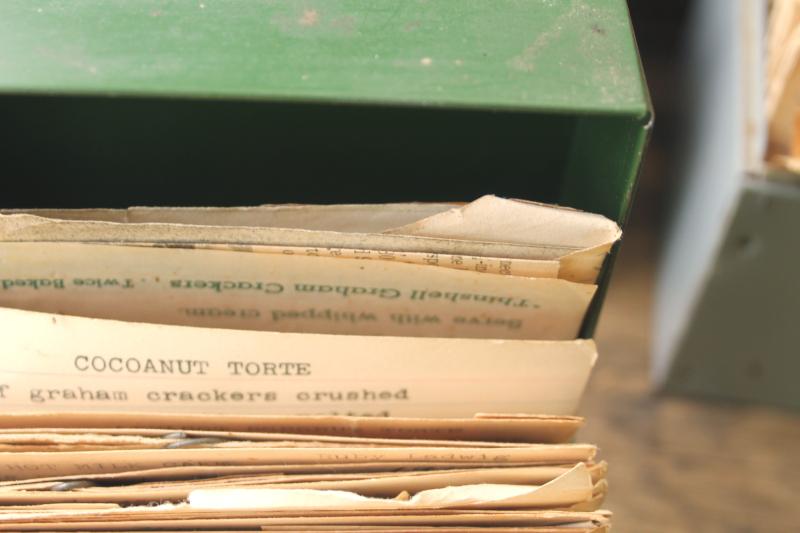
0, 0, 651, 336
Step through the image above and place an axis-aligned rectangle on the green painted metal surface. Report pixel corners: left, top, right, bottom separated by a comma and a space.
664, 182, 800, 409
0, 0, 647, 115
0, 0, 651, 336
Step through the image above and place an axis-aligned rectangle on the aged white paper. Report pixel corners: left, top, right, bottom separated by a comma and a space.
0, 307, 597, 418
0, 242, 594, 340
0, 195, 621, 283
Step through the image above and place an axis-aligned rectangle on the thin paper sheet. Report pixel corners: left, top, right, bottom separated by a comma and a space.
0, 241, 595, 340
0, 463, 607, 505
188, 464, 593, 511
0, 307, 597, 417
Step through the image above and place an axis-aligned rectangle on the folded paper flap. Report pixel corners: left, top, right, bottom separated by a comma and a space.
0, 196, 619, 260
557, 244, 615, 285
408, 463, 592, 509
387, 196, 621, 251
0, 198, 616, 283
187, 464, 592, 511
0, 213, 596, 263
1, 197, 617, 247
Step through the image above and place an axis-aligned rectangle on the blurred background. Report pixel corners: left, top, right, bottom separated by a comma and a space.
2, 1, 799, 530
579, 1, 800, 530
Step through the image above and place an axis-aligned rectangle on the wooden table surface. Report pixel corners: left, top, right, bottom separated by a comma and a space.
577, 224, 800, 532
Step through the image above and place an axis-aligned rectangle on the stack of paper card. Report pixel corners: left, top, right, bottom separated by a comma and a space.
0, 195, 620, 530
0, 412, 609, 531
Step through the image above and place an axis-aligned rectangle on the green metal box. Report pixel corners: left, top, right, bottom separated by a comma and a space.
0, 0, 651, 335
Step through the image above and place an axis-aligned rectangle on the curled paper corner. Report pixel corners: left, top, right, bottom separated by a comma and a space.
187, 463, 592, 511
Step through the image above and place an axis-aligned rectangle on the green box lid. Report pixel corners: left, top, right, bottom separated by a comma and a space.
0, 0, 648, 116
0, 0, 652, 337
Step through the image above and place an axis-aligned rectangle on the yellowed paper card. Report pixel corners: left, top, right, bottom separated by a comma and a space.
0, 464, 606, 505
0, 307, 596, 418
0, 242, 594, 340
387, 196, 620, 283
0, 506, 611, 531
0, 410, 583, 443
0, 441, 596, 480
0, 461, 592, 488
0, 431, 537, 450
0, 195, 621, 283
187, 464, 592, 511
262, 524, 607, 533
